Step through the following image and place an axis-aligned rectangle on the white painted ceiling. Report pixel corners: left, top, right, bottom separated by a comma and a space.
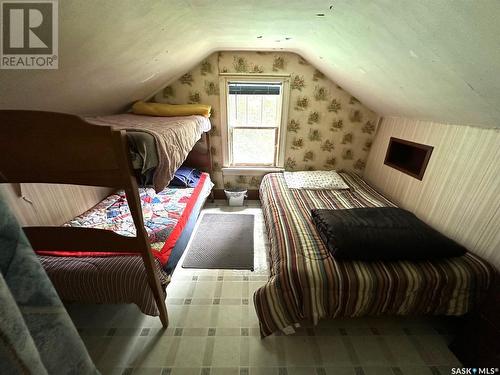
1, 0, 499, 128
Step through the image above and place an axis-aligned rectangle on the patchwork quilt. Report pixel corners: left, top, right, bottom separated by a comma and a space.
66, 188, 191, 244
62, 172, 209, 265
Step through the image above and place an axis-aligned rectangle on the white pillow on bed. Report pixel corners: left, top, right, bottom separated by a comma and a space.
284, 170, 349, 190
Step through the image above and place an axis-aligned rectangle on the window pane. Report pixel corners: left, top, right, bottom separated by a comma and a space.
232, 128, 276, 165
228, 95, 236, 125
247, 95, 262, 126
229, 94, 279, 127
228, 92, 281, 128
236, 95, 247, 127
262, 95, 279, 126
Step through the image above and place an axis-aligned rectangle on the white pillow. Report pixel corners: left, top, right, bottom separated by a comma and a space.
284, 170, 349, 190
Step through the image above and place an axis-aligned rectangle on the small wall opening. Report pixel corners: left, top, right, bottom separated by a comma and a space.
384, 137, 433, 180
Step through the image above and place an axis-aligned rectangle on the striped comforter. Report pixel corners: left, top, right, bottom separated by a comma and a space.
39, 256, 169, 315
255, 172, 495, 337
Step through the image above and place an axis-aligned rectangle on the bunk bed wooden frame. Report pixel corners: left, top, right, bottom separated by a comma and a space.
0, 110, 169, 327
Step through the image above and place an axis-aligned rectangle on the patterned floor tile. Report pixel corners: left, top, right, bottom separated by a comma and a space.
131, 367, 163, 375
210, 336, 241, 367
173, 337, 207, 367
68, 204, 462, 374
210, 368, 240, 375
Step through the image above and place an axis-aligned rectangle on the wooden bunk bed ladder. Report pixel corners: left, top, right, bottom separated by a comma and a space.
0, 110, 169, 328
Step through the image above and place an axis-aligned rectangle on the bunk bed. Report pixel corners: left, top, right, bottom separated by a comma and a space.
0, 110, 213, 327
255, 171, 496, 337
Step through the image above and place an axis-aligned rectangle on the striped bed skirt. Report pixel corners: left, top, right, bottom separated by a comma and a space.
40, 255, 169, 315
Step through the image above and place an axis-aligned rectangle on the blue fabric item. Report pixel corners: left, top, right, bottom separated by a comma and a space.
0, 272, 48, 375
0, 195, 99, 375
169, 167, 202, 188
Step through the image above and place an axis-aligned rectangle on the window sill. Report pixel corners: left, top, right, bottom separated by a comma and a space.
222, 166, 284, 176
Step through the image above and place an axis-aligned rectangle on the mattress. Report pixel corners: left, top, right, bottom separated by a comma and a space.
255, 171, 495, 337
86, 114, 211, 192
38, 173, 213, 316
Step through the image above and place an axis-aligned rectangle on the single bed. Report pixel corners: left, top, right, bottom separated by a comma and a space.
255, 171, 496, 337
37, 173, 213, 315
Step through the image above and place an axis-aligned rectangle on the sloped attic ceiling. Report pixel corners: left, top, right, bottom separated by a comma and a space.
0, 0, 499, 128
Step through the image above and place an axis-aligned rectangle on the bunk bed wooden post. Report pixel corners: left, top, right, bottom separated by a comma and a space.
112, 132, 169, 327
206, 133, 215, 202
185, 132, 215, 202
0, 110, 169, 328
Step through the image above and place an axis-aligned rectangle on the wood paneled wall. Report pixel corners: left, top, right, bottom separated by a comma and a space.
365, 117, 500, 270
1, 184, 112, 226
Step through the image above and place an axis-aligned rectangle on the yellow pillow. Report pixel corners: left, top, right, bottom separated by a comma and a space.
132, 101, 211, 117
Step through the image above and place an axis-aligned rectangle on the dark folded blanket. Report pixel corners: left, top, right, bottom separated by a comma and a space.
311, 207, 467, 261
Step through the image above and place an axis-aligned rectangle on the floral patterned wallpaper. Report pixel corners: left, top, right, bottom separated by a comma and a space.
151, 51, 379, 189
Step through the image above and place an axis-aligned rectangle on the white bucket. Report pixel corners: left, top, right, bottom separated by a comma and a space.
224, 189, 247, 206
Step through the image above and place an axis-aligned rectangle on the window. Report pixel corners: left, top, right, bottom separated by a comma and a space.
219, 75, 290, 171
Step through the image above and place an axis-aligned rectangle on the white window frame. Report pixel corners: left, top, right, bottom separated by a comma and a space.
219, 73, 290, 174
